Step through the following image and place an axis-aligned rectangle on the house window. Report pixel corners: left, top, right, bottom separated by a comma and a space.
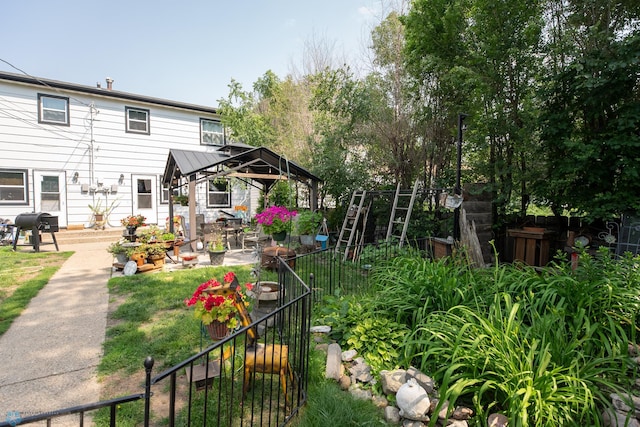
38, 94, 69, 125
207, 178, 231, 208
125, 107, 150, 134
201, 119, 224, 145
0, 169, 28, 205
161, 183, 182, 204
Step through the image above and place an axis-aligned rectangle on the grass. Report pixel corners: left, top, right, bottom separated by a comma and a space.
0, 246, 72, 336
95, 259, 389, 426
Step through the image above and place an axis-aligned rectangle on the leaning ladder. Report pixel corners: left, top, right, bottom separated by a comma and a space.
385, 180, 420, 248
335, 190, 368, 261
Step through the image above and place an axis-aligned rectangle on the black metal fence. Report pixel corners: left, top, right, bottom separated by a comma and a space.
0, 239, 432, 427
0, 258, 311, 427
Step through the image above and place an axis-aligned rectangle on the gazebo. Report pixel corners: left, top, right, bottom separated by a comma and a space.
162, 143, 322, 246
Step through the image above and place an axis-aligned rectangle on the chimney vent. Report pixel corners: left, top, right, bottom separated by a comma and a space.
105, 77, 114, 91
96, 82, 101, 89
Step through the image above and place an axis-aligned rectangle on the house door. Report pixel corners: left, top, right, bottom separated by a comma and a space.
33, 171, 67, 227
132, 175, 157, 224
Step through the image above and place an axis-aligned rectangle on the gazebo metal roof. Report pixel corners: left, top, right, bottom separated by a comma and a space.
162, 143, 321, 193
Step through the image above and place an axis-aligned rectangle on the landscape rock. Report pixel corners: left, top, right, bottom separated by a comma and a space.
487, 413, 509, 427
339, 374, 351, 390
407, 366, 436, 394
403, 420, 427, 426
310, 325, 331, 333
372, 395, 388, 408
349, 359, 373, 383
349, 387, 372, 400
452, 406, 474, 420
380, 369, 407, 394
314, 343, 329, 353
385, 406, 401, 423
325, 343, 343, 381
342, 349, 357, 362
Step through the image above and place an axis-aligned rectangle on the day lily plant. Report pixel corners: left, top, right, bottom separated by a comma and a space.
184, 272, 253, 329
254, 205, 297, 235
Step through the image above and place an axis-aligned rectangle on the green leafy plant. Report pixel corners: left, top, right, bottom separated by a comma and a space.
106, 241, 128, 255
295, 210, 322, 235
207, 233, 225, 252
345, 316, 408, 374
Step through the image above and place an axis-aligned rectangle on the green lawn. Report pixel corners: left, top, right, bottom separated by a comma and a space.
0, 246, 72, 336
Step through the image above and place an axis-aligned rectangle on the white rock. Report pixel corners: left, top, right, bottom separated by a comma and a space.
310, 325, 331, 333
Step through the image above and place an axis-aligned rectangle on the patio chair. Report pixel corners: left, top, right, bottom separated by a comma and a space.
241, 225, 270, 253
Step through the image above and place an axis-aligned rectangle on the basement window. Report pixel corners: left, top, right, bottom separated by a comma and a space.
0, 169, 28, 205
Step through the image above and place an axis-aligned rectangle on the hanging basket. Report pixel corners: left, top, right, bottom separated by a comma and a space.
205, 321, 230, 341
271, 231, 287, 242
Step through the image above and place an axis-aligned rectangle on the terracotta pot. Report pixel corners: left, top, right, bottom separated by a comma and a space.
205, 321, 230, 340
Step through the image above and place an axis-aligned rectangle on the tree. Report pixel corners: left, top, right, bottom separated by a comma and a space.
535, 11, 640, 219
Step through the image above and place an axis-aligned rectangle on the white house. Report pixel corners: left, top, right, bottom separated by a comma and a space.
0, 71, 251, 229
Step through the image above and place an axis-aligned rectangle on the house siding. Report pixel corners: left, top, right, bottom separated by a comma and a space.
0, 72, 252, 229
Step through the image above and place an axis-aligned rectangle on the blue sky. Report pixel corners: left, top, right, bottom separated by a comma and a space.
0, 0, 380, 107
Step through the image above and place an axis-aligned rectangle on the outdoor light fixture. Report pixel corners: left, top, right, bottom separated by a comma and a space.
119, 174, 125, 184
72, 172, 79, 183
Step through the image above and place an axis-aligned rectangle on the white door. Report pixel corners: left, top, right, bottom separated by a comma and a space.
132, 175, 157, 224
34, 171, 67, 227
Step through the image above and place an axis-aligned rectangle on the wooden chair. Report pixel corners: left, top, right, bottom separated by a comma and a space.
211, 277, 294, 405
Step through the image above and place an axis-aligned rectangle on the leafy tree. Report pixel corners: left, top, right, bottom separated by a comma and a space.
535, 26, 640, 219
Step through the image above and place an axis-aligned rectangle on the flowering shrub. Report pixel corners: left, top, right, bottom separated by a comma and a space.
254, 206, 297, 235
121, 214, 146, 227
184, 272, 253, 328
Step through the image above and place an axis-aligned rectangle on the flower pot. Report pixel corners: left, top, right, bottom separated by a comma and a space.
252, 281, 282, 328
205, 320, 230, 340
208, 250, 226, 265
271, 231, 287, 242
299, 234, 315, 246
115, 253, 129, 264
148, 254, 165, 267
126, 226, 137, 236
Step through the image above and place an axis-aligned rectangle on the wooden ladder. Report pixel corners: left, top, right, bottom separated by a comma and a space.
385, 180, 420, 248
335, 190, 368, 261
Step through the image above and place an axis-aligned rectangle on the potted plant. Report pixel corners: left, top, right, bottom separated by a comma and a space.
184, 271, 254, 340
89, 198, 119, 229
207, 233, 226, 265
173, 194, 189, 206
107, 240, 129, 264
121, 214, 146, 236
255, 205, 297, 242
143, 243, 167, 267
295, 210, 322, 246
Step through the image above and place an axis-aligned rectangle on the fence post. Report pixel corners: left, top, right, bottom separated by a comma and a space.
143, 356, 154, 427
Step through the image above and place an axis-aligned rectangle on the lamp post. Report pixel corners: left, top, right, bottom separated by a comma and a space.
453, 113, 468, 241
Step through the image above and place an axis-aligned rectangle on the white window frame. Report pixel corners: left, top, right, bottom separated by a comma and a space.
125, 107, 150, 134
0, 169, 29, 205
207, 178, 231, 208
200, 118, 224, 145
161, 182, 184, 204
38, 94, 69, 125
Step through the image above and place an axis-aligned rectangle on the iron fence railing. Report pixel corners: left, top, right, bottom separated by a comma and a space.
0, 239, 429, 427
1, 258, 311, 427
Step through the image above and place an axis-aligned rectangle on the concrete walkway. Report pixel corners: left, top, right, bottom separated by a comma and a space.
0, 241, 112, 426
0, 242, 258, 426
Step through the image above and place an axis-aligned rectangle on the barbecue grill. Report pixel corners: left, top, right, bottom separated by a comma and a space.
13, 212, 59, 252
